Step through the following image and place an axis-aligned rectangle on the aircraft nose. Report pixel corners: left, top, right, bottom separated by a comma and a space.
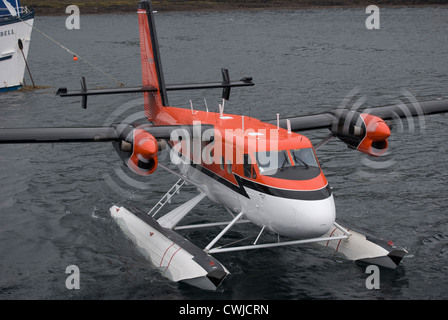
294, 196, 336, 238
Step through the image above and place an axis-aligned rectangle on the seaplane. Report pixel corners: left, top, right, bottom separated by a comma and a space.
1, 0, 448, 290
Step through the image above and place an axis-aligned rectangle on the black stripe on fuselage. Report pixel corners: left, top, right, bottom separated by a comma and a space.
235, 175, 332, 201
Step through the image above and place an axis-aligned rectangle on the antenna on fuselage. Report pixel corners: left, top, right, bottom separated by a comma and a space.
190, 100, 195, 114
219, 99, 225, 117
204, 98, 209, 113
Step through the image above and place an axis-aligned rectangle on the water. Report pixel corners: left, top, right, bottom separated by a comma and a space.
0, 7, 447, 300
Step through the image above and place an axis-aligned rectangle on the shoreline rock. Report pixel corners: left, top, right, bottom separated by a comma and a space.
23, 0, 448, 16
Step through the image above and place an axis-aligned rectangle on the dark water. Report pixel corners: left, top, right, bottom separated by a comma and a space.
0, 7, 447, 300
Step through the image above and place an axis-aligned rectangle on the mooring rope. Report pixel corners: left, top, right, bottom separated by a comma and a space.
18, 12, 125, 87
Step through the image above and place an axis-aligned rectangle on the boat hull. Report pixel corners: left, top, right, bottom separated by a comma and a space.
0, 10, 34, 91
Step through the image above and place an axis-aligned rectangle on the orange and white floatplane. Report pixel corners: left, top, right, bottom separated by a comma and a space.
1, 0, 448, 290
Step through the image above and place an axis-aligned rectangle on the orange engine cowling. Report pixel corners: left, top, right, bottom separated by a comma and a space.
357, 114, 390, 156
128, 128, 158, 175
330, 110, 391, 157
114, 128, 159, 176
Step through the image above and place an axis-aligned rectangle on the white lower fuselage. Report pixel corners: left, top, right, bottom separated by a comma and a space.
174, 157, 336, 239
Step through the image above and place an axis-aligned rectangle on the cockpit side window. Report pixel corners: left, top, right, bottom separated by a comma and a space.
243, 154, 256, 179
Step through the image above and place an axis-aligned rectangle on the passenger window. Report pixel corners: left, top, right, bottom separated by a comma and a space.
226, 160, 232, 175
243, 154, 257, 179
208, 149, 214, 165
243, 154, 251, 178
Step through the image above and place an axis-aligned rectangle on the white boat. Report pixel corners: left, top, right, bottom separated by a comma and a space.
0, 0, 34, 92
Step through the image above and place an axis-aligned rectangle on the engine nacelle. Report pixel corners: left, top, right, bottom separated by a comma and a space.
128, 128, 158, 175
330, 110, 391, 157
114, 127, 160, 176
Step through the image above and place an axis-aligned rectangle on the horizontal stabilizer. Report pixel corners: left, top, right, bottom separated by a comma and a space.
57, 70, 254, 108
166, 73, 254, 100
56, 85, 158, 97
56, 76, 158, 109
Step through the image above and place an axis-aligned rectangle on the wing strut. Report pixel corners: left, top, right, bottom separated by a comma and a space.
157, 192, 206, 230
204, 211, 244, 252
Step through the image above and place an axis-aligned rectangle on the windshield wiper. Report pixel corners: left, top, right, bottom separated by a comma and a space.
280, 152, 290, 171
292, 152, 309, 169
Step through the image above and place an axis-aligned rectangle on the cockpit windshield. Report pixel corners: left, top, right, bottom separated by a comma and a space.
255, 150, 290, 174
290, 148, 319, 168
255, 148, 319, 177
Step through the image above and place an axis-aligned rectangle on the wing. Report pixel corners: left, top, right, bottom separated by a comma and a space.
0, 124, 211, 143
267, 98, 448, 156
0, 123, 213, 176
0, 126, 121, 144
365, 98, 448, 120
